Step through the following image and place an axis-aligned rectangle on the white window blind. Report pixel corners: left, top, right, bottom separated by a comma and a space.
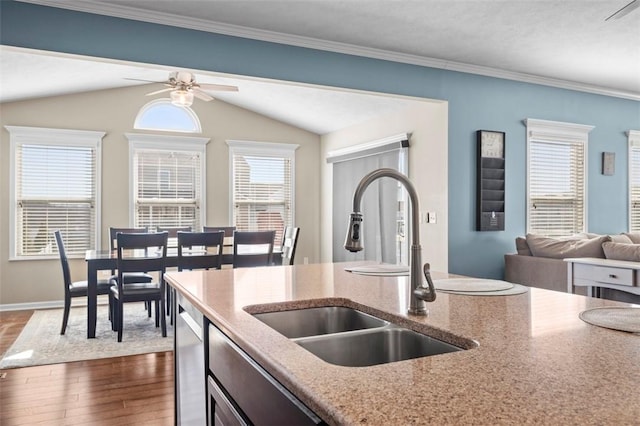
629, 130, 640, 231
6, 126, 103, 258
327, 133, 410, 264
228, 141, 298, 246
127, 133, 209, 232
134, 150, 201, 230
525, 119, 593, 237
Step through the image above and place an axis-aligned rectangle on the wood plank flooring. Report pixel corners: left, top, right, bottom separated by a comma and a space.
0, 310, 174, 425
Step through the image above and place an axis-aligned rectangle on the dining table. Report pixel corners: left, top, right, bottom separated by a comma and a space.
84, 239, 282, 338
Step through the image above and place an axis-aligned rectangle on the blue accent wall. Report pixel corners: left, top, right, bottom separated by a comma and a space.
2, 1, 639, 278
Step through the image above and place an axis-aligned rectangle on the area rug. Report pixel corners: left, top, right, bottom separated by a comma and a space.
0, 303, 173, 369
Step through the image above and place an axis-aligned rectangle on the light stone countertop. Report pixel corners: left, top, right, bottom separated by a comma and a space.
165, 262, 640, 425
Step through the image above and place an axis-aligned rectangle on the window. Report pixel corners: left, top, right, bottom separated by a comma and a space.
628, 130, 640, 231
134, 99, 201, 133
127, 133, 209, 231
6, 126, 103, 259
228, 140, 298, 246
525, 119, 593, 237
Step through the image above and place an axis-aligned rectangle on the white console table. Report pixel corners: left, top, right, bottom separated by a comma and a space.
565, 257, 640, 297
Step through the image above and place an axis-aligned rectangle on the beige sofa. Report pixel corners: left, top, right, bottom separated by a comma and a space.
504, 233, 640, 303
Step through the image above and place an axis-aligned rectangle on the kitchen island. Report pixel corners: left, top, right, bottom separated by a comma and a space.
165, 262, 639, 425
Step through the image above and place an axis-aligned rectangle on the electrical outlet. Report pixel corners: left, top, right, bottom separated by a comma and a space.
428, 212, 437, 224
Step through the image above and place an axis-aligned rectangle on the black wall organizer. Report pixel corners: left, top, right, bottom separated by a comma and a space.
476, 130, 505, 231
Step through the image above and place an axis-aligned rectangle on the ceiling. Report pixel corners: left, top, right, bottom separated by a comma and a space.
0, 47, 421, 135
2, 0, 639, 133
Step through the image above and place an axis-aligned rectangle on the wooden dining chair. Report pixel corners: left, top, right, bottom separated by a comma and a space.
232, 230, 275, 268
111, 231, 168, 342
281, 226, 300, 266
203, 226, 236, 237
109, 227, 154, 284
177, 231, 225, 271
109, 227, 155, 318
54, 230, 112, 335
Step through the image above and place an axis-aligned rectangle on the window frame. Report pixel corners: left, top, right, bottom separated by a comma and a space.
6, 125, 104, 260
628, 130, 640, 231
227, 140, 299, 244
524, 118, 594, 237
126, 133, 209, 231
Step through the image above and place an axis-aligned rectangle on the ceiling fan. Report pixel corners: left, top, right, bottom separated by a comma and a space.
128, 71, 238, 107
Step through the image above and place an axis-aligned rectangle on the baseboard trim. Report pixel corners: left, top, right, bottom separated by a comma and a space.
0, 300, 64, 312
0, 296, 111, 312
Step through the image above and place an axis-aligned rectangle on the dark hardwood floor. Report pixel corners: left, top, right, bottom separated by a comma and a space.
0, 310, 174, 425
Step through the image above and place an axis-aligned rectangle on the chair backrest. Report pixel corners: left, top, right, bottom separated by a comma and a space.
109, 227, 148, 250
281, 226, 300, 266
203, 226, 236, 238
115, 232, 168, 291
53, 230, 72, 295
232, 230, 275, 268
156, 226, 192, 238
177, 231, 225, 271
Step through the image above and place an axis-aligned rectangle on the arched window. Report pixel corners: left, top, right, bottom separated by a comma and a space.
134, 99, 202, 133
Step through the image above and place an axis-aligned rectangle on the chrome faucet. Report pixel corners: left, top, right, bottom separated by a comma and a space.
344, 168, 436, 315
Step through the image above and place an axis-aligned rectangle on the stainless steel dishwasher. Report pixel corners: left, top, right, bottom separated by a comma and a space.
175, 291, 206, 425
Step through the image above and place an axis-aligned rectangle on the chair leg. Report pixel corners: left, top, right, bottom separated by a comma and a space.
160, 296, 167, 338
155, 300, 160, 327
117, 300, 124, 342
60, 296, 71, 335
166, 286, 171, 316
110, 294, 117, 332
147, 300, 152, 317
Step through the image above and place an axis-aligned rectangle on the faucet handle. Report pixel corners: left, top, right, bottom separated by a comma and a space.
414, 263, 437, 302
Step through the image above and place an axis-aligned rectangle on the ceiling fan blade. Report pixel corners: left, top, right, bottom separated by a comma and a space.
198, 83, 239, 92
606, 0, 639, 20
146, 87, 174, 96
124, 77, 165, 83
193, 89, 214, 102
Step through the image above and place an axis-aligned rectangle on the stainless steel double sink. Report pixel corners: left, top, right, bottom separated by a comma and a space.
252, 306, 469, 367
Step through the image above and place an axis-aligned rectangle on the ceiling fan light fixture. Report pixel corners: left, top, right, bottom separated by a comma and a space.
170, 89, 194, 107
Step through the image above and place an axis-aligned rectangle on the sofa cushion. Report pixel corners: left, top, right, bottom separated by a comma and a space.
623, 232, 640, 244
611, 234, 633, 244
515, 237, 532, 256
602, 242, 640, 262
526, 234, 610, 259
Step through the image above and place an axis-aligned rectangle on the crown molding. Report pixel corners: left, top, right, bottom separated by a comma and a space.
17, 0, 640, 101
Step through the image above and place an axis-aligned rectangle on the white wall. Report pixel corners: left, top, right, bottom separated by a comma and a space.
0, 84, 321, 306
320, 100, 449, 272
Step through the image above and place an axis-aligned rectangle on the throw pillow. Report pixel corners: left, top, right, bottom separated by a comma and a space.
623, 232, 640, 244
515, 237, 532, 256
526, 234, 610, 259
610, 234, 633, 244
602, 242, 640, 262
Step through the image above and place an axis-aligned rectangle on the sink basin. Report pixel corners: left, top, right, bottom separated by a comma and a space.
250, 305, 471, 367
294, 326, 463, 367
252, 306, 388, 338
